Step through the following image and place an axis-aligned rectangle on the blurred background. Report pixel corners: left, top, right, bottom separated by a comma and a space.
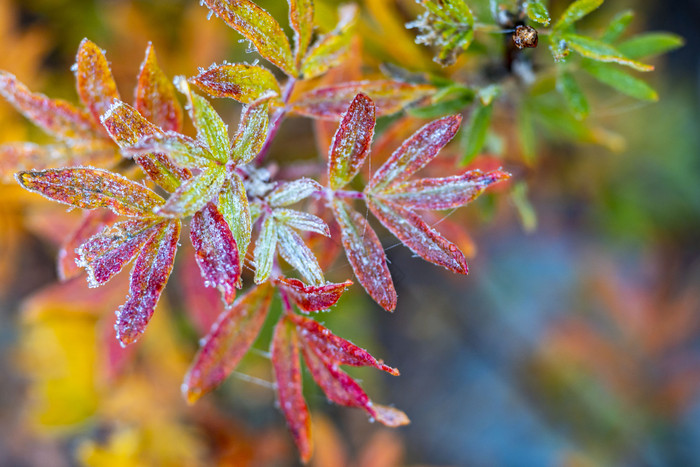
0, 0, 698, 465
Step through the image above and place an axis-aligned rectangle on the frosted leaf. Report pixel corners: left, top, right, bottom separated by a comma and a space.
253, 216, 277, 284
116, 219, 180, 346
331, 199, 396, 311
276, 224, 324, 286
190, 202, 241, 305
267, 178, 322, 207
182, 282, 274, 403
273, 209, 330, 237
367, 196, 467, 274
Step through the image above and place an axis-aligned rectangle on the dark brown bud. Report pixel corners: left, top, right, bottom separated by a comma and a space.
513, 25, 538, 49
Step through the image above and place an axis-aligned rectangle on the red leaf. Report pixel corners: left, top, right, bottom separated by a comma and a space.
328, 93, 375, 190
182, 282, 274, 403
75, 39, 121, 125
116, 219, 180, 346
331, 199, 396, 311
0, 71, 98, 141
190, 64, 281, 103
271, 316, 312, 462
16, 167, 164, 216
274, 277, 352, 312
301, 345, 409, 426
289, 313, 398, 375
290, 80, 434, 120
202, 0, 296, 75
76, 218, 159, 287
58, 210, 118, 281
190, 202, 241, 305
367, 196, 468, 274
135, 43, 184, 132
383, 169, 511, 210
368, 115, 462, 192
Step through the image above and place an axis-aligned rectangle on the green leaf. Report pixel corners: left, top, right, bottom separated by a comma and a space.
511, 181, 537, 233
517, 101, 537, 164
617, 33, 684, 59
460, 100, 493, 165
276, 224, 324, 286
557, 72, 589, 120
202, 0, 296, 76
408, 84, 475, 119
253, 216, 277, 284
219, 174, 252, 265
301, 5, 357, 79
157, 167, 226, 217
581, 60, 658, 101
562, 33, 654, 71
408, 0, 474, 66
231, 99, 270, 165
554, 0, 604, 32
601, 10, 634, 42
176, 77, 230, 163
526, 0, 551, 26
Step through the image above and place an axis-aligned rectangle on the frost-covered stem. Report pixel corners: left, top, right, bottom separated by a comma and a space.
333, 190, 364, 200
254, 77, 296, 165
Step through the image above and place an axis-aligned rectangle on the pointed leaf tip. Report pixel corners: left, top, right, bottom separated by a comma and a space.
182, 282, 274, 400
329, 93, 376, 190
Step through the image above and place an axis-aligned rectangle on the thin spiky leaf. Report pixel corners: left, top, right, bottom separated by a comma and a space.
271, 317, 312, 463
291, 81, 434, 120
135, 43, 184, 132
76, 219, 159, 287
0, 71, 97, 141
369, 115, 461, 192
368, 196, 467, 274
562, 33, 654, 71
289, 0, 314, 65
601, 10, 634, 42
202, 0, 296, 75
176, 77, 230, 163
301, 5, 357, 79
116, 219, 180, 346
275, 277, 352, 313
557, 71, 589, 120
17, 167, 163, 216
617, 32, 684, 60
581, 59, 658, 101
58, 210, 117, 281
526, 0, 550, 26
75, 38, 121, 125
231, 98, 270, 165
382, 169, 510, 210
331, 199, 396, 311
328, 93, 375, 190
190, 64, 281, 103
268, 178, 322, 207
182, 282, 274, 403
273, 209, 330, 237
276, 224, 324, 286
190, 202, 241, 305
219, 174, 251, 265
301, 345, 408, 426
254, 216, 277, 284
156, 167, 226, 217
289, 313, 398, 374
553, 0, 604, 32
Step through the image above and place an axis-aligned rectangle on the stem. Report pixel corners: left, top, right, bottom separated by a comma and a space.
254, 77, 296, 165
334, 189, 364, 200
